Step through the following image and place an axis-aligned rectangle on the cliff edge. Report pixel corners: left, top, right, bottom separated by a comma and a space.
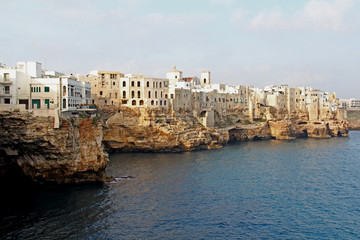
0, 112, 108, 184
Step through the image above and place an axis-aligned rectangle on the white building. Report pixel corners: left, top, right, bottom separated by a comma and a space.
0, 61, 91, 112
31, 76, 91, 111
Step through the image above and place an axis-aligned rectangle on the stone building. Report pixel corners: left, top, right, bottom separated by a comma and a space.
81, 71, 170, 109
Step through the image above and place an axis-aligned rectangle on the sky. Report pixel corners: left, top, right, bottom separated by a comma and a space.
0, 0, 359, 98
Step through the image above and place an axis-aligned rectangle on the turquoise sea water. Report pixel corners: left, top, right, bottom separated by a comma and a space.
1, 131, 360, 239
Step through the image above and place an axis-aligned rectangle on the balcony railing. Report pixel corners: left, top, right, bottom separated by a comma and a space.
0, 78, 12, 84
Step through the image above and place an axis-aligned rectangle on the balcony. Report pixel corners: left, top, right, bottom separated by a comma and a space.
0, 78, 12, 84
0, 92, 12, 97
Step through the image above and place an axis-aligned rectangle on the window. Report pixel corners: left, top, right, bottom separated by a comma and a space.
4, 98, 10, 104
137, 81, 140, 87
140, 100, 144, 105
161, 92, 163, 98
5, 86, 10, 94
45, 99, 50, 108
155, 91, 157, 98
131, 81, 135, 87
99, 91, 103, 96
4, 73, 9, 80
131, 91, 135, 98
123, 81, 126, 87
159, 82, 162, 88
44, 86, 50, 92
115, 93, 118, 98
165, 94, 168, 98
147, 81, 149, 87
171, 94, 174, 99
113, 82, 115, 86
132, 100, 136, 106
148, 91, 151, 98
160, 100, 162, 106
63, 86, 66, 96
164, 100, 166, 106
137, 91, 140, 98
110, 74, 117, 79
123, 91, 126, 98
151, 100, 154, 105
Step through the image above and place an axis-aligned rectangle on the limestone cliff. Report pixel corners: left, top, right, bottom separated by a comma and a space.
101, 107, 228, 152
0, 112, 108, 184
0, 105, 349, 184
347, 110, 360, 130
100, 106, 348, 153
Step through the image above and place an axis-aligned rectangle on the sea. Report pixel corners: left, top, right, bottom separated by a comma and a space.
1, 131, 360, 239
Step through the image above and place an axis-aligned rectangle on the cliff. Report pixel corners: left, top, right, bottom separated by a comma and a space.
347, 110, 360, 130
101, 107, 228, 152
0, 112, 108, 184
0, 106, 349, 184
101, 106, 348, 152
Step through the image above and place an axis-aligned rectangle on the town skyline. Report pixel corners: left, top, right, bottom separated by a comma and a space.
1, 0, 359, 99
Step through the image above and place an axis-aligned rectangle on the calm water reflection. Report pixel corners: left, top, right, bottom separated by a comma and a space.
1, 131, 360, 239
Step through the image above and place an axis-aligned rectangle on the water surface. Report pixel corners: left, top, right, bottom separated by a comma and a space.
1, 132, 360, 239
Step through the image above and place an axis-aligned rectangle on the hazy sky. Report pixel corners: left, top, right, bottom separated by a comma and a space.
1, 0, 359, 98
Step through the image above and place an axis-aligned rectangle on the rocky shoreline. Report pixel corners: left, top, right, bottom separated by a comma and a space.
0, 107, 349, 184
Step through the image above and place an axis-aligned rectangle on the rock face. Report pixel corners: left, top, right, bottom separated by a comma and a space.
347, 110, 360, 130
101, 106, 349, 153
228, 122, 272, 141
0, 112, 108, 184
102, 107, 228, 152
0, 106, 349, 184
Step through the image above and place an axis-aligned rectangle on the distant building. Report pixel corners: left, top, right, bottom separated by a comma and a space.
0, 61, 91, 112
339, 98, 360, 110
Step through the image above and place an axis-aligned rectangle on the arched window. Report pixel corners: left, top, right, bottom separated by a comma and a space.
161, 91, 163, 98
159, 82, 162, 88
63, 99, 66, 108
165, 94, 168, 98
131, 81, 134, 87
123, 91, 126, 98
151, 100, 154, 105
153, 82, 155, 88
155, 91, 157, 98
160, 100, 162, 106
147, 81, 149, 87
156, 82, 158, 88
132, 100, 136, 106
137, 91, 140, 98
63, 86, 66, 96
137, 81, 140, 87
148, 91, 151, 98
164, 100, 166, 105
123, 81, 126, 87
131, 91, 135, 98
140, 100, 144, 105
